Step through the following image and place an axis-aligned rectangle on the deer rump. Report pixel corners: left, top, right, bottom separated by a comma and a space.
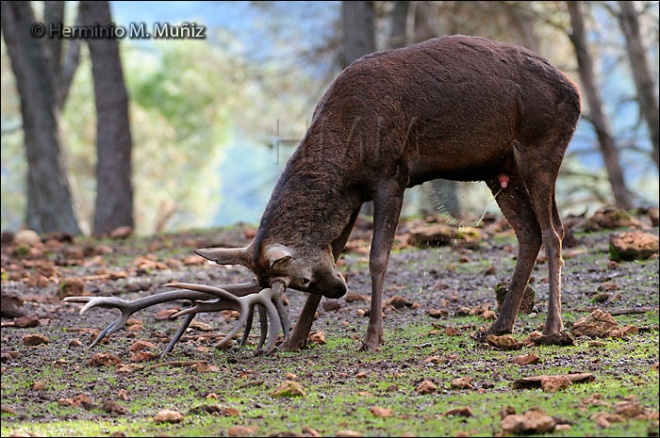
65, 35, 581, 354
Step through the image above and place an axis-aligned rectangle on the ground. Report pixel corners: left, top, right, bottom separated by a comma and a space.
1, 211, 658, 437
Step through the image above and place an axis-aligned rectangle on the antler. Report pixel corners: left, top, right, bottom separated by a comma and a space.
168, 280, 289, 354
63, 280, 289, 355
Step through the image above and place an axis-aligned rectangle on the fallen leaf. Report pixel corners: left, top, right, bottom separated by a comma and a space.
481, 310, 497, 320
189, 320, 213, 331
129, 351, 158, 362
344, 292, 367, 302
451, 376, 474, 390
335, 430, 363, 437
591, 412, 626, 427
540, 375, 572, 392
30, 381, 45, 391
57, 277, 85, 299
370, 406, 393, 418
129, 340, 157, 353
615, 401, 646, 418
301, 426, 321, 437
88, 353, 122, 367
501, 408, 556, 434
154, 308, 180, 320
270, 381, 306, 398
102, 400, 127, 415
14, 315, 40, 328
513, 373, 594, 390
424, 355, 443, 364
388, 295, 409, 309
228, 425, 258, 436
444, 406, 472, 417
309, 331, 326, 345
192, 363, 221, 373
153, 409, 183, 424
416, 380, 437, 394
513, 353, 540, 366
21, 334, 49, 346
572, 309, 619, 338
58, 398, 74, 406
486, 334, 522, 350
322, 300, 341, 311
72, 393, 96, 410
444, 326, 462, 336
116, 364, 143, 373
189, 405, 240, 416
427, 308, 448, 318
1, 404, 17, 414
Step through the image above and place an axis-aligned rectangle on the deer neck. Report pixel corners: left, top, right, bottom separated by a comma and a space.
253, 141, 362, 254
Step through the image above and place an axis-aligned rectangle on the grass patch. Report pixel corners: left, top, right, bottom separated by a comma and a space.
3, 318, 657, 437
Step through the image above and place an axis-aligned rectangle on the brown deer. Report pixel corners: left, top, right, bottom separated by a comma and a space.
66, 35, 581, 354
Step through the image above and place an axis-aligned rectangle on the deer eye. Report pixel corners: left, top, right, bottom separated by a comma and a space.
301, 277, 311, 287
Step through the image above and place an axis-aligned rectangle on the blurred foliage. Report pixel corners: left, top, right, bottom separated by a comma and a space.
1, 1, 658, 234
1, 23, 320, 234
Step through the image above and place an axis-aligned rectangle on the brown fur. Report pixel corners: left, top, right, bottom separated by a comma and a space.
199, 35, 581, 352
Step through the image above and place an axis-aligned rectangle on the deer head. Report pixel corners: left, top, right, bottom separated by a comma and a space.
195, 242, 347, 298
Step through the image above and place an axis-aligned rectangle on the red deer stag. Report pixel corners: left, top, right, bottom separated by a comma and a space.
66, 35, 581, 354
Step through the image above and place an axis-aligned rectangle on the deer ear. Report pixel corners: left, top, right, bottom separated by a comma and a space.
195, 247, 249, 267
265, 244, 294, 268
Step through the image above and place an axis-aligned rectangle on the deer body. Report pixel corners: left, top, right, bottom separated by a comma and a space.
68, 35, 580, 355
196, 35, 581, 351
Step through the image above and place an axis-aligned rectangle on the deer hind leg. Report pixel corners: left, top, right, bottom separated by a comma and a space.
485, 169, 542, 335
279, 207, 362, 352
513, 138, 568, 337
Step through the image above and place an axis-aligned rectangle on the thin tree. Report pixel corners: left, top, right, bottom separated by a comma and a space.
342, 0, 376, 216
388, 1, 409, 49
566, 1, 634, 209
79, 1, 134, 236
43, 1, 82, 111
616, 1, 659, 168
341, 1, 376, 66
1, 1, 82, 235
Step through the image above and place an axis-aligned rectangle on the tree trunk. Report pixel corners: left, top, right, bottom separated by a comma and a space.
341, 1, 376, 66
1, 1, 82, 235
566, 1, 634, 209
342, 1, 376, 216
389, 1, 409, 49
79, 1, 134, 236
616, 1, 659, 169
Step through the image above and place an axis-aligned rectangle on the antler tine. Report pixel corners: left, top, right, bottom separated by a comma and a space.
64, 291, 212, 348
165, 282, 255, 346
163, 281, 261, 354
167, 280, 289, 354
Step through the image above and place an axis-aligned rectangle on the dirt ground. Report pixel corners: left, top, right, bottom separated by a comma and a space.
1, 209, 658, 436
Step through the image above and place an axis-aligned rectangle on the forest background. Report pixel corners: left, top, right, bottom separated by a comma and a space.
1, 1, 658, 237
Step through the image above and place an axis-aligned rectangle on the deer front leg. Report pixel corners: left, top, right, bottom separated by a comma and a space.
362, 184, 404, 352
280, 207, 361, 352
279, 294, 321, 352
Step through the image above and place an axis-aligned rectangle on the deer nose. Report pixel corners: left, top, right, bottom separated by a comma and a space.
323, 273, 347, 299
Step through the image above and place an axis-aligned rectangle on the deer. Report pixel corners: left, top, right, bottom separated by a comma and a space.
65, 35, 581, 354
